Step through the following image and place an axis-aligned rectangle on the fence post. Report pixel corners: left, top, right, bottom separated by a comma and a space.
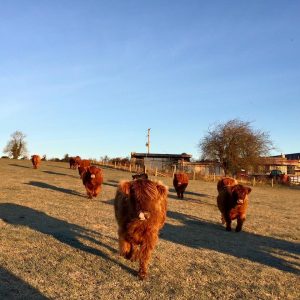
114, 162, 117, 169
193, 170, 196, 180
129, 164, 132, 172
271, 178, 274, 187
143, 165, 147, 174
213, 173, 216, 182
252, 177, 256, 187
155, 167, 158, 177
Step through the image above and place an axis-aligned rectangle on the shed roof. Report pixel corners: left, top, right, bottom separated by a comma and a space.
131, 152, 192, 159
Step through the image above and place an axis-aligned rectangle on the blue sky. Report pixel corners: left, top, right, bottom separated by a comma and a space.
0, 1, 299, 160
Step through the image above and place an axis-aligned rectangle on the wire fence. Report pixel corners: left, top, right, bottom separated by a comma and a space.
92, 160, 300, 187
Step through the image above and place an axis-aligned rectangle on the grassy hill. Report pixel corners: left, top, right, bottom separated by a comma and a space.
0, 159, 299, 299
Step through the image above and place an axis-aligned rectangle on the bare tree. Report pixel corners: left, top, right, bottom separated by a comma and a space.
3, 131, 28, 159
199, 119, 274, 176
62, 153, 70, 162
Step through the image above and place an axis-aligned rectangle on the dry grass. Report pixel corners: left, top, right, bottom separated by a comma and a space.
0, 159, 299, 300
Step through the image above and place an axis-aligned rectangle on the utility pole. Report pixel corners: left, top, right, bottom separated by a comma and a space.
146, 128, 150, 154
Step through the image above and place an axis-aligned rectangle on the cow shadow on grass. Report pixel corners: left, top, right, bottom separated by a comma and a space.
103, 182, 118, 188
168, 189, 215, 206
161, 210, 300, 275
0, 203, 135, 277
9, 163, 31, 169
25, 181, 85, 198
169, 195, 216, 207
101, 198, 115, 206
169, 187, 210, 198
43, 170, 78, 178
45, 164, 69, 169
108, 180, 119, 183
0, 267, 48, 300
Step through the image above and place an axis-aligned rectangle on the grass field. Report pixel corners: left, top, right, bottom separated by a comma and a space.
0, 159, 299, 300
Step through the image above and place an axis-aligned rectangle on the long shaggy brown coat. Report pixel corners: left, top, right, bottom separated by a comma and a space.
173, 173, 189, 199
69, 156, 81, 169
217, 177, 238, 193
78, 159, 91, 178
114, 179, 168, 279
217, 184, 251, 232
31, 155, 41, 169
81, 166, 103, 198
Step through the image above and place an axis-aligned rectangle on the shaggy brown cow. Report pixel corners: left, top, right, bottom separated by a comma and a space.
78, 159, 91, 178
81, 166, 103, 198
69, 156, 81, 169
217, 177, 238, 192
132, 173, 148, 180
280, 174, 290, 185
31, 155, 41, 169
217, 184, 252, 232
114, 179, 168, 280
173, 173, 189, 199
69, 157, 76, 169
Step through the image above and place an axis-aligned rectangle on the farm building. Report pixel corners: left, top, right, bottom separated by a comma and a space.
182, 161, 224, 176
284, 152, 300, 160
263, 153, 300, 175
130, 152, 192, 172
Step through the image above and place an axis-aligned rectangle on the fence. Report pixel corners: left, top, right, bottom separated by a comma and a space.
289, 176, 300, 185
92, 160, 300, 188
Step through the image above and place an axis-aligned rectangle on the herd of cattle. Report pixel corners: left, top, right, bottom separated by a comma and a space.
29, 154, 252, 280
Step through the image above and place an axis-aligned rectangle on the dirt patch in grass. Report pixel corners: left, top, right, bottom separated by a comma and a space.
0, 159, 299, 299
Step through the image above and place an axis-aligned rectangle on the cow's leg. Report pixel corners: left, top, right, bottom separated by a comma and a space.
93, 185, 102, 197
118, 234, 132, 259
85, 186, 93, 199
138, 234, 157, 280
224, 213, 232, 231
130, 244, 139, 261
221, 214, 226, 224
236, 215, 246, 232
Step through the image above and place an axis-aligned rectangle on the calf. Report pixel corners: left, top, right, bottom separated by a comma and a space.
114, 179, 168, 279
217, 184, 251, 232
81, 166, 103, 198
31, 155, 41, 169
173, 173, 189, 199
78, 159, 91, 178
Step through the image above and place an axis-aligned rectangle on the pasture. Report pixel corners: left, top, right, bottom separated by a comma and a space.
0, 159, 299, 299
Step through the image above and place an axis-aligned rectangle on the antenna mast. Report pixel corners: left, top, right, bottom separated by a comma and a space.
146, 128, 150, 154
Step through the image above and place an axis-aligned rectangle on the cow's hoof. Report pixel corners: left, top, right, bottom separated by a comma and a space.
138, 270, 147, 280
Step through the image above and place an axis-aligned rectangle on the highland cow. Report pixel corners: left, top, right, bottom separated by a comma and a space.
69, 156, 81, 169
69, 157, 76, 169
217, 184, 251, 232
78, 159, 91, 178
31, 155, 41, 169
173, 173, 189, 199
114, 179, 168, 279
81, 166, 103, 198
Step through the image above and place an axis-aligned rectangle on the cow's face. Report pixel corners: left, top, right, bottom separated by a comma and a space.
232, 185, 251, 205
